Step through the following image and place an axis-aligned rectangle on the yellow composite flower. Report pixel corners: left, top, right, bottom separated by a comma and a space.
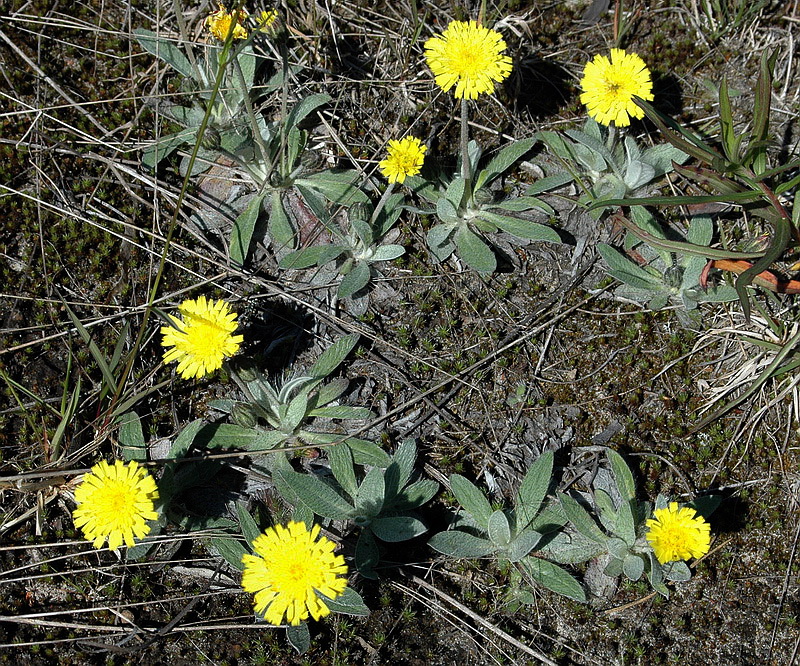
206, 3, 249, 41
256, 9, 278, 32
72, 460, 159, 550
579, 48, 654, 127
241, 521, 349, 626
161, 296, 244, 380
424, 20, 513, 99
646, 502, 711, 564
378, 136, 427, 184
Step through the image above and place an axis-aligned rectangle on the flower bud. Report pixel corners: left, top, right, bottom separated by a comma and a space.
231, 402, 258, 428
472, 188, 494, 205
200, 127, 221, 150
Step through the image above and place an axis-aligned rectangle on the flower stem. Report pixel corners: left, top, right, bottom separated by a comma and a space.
460, 97, 471, 204
368, 182, 396, 228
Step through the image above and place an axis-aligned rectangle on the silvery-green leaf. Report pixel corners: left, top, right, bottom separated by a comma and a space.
529, 503, 568, 533
427, 222, 456, 250
642, 143, 689, 177
515, 450, 553, 530
603, 556, 624, 577
118, 411, 146, 462
474, 138, 536, 190
315, 378, 349, 407
283, 390, 310, 433
597, 244, 664, 291
491, 196, 554, 214
506, 529, 542, 562
236, 502, 262, 546
287, 623, 310, 655
269, 192, 296, 249
455, 225, 495, 273
476, 211, 560, 242
687, 213, 713, 245
338, 261, 371, 299
444, 176, 467, 209
391, 479, 439, 511
663, 560, 691, 582
322, 587, 370, 616
355, 467, 385, 518
450, 474, 493, 529
525, 171, 575, 196
519, 556, 586, 602
436, 195, 460, 223
142, 128, 196, 169
647, 293, 671, 310
230, 193, 265, 266
539, 530, 605, 564
210, 537, 248, 572
285, 93, 332, 130
309, 405, 373, 420
647, 552, 670, 597
309, 334, 360, 379
428, 530, 495, 558
624, 160, 655, 190
134, 28, 194, 78
595, 489, 618, 532
488, 510, 512, 547
343, 438, 391, 467
328, 442, 358, 499
623, 554, 645, 581
607, 537, 630, 560
274, 469, 354, 520
385, 439, 416, 498
354, 530, 379, 579
369, 244, 405, 262
296, 170, 368, 205
559, 493, 606, 543
371, 515, 427, 542
279, 245, 347, 270
466, 139, 482, 177
615, 499, 637, 545
607, 449, 637, 502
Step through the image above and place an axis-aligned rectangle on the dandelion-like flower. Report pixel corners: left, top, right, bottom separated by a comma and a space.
241, 521, 349, 626
646, 502, 711, 564
206, 3, 249, 41
256, 9, 278, 32
424, 20, 513, 100
579, 48, 654, 127
72, 460, 159, 550
378, 136, 427, 184
161, 296, 244, 380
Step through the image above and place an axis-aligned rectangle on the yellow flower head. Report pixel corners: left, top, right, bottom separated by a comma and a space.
424, 20, 513, 100
378, 136, 426, 184
206, 3, 249, 41
72, 460, 159, 550
241, 521, 349, 626
161, 296, 244, 380
579, 48, 654, 127
256, 9, 278, 32
646, 502, 711, 564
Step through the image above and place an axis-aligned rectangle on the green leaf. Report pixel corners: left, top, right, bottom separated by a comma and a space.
274, 469, 354, 520
384, 439, 416, 502
344, 439, 391, 467
476, 211, 560, 242
371, 515, 427, 542
539, 530, 605, 564
328, 443, 358, 499
525, 171, 575, 196
663, 560, 692, 582
559, 493, 606, 544
597, 244, 663, 291
308, 405, 373, 420
192, 423, 268, 450
118, 411, 146, 462
269, 192, 296, 249
515, 451, 553, 531
354, 467, 385, 518
309, 334, 360, 379
474, 138, 536, 190
315, 378, 349, 407
519, 556, 586, 602
230, 194, 265, 266
354, 530, 380, 579
455, 225, 496, 273
286, 93, 332, 130
607, 449, 637, 502
450, 474, 493, 530
506, 530, 542, 562
322, 587, 371, 616
236, 502, 263, 546
428, 530, 495, 558
623, 553, 645, 581
427, 223, 456, 252
134, 28, 194, 79
286, 623, 311, 655
167, 419, 207, 460
436, 196, 459, 223
616, 499, 637, 545
279, 245, 346, 269
210, 537, 248, 571
338, 261, 371, 299
492, 196, 554, 214
369, 244, 405, 262
296, 170, 368, 205
391, 479, 439, 511
142, 129, 196, 169
487, 510, 512, 547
